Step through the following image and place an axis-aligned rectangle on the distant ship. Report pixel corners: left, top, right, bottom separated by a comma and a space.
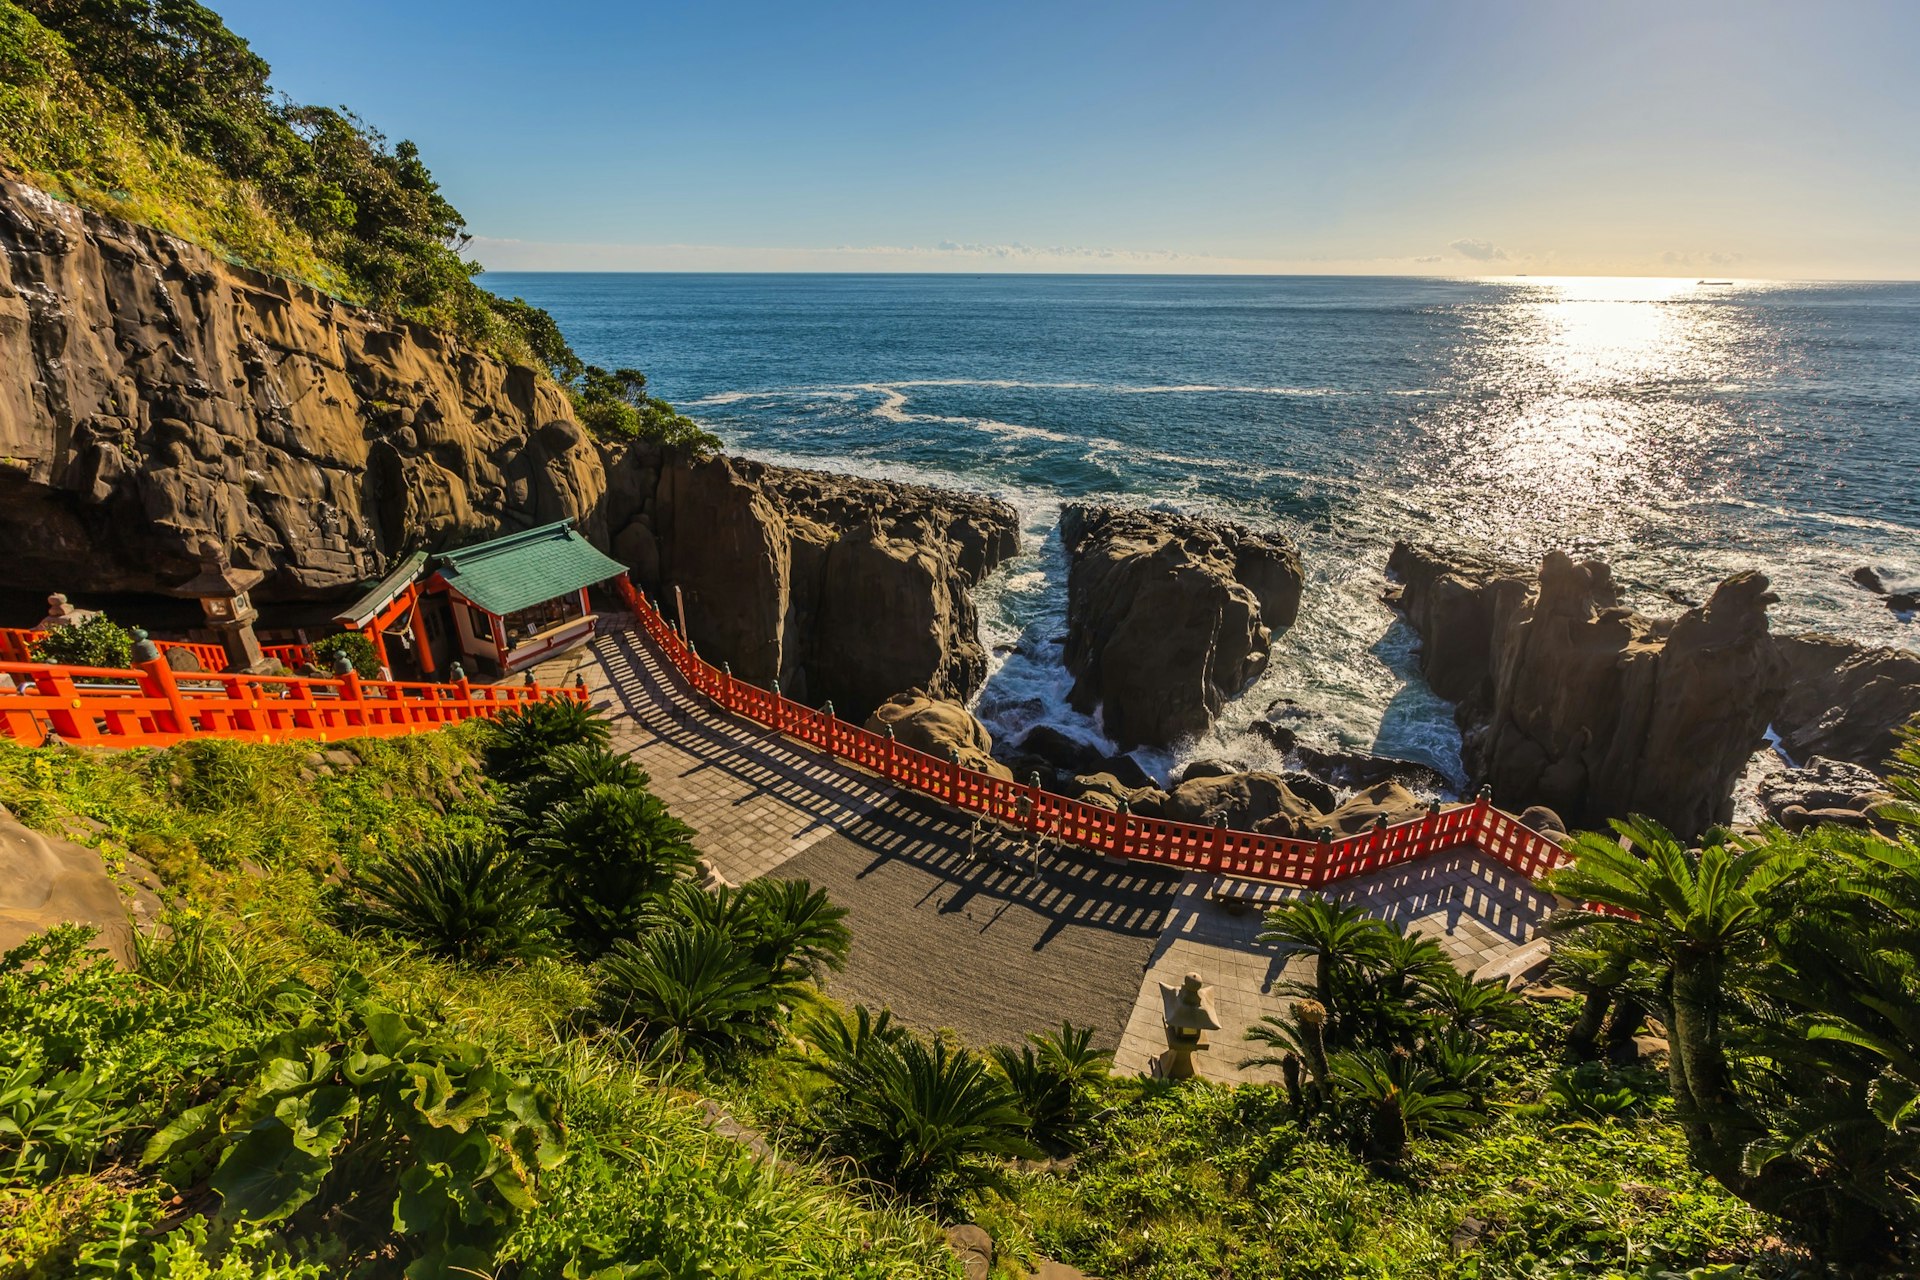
1698, 279, 1733, 286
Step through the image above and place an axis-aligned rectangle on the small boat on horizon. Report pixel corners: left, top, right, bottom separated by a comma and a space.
1698, 279, 1733, 286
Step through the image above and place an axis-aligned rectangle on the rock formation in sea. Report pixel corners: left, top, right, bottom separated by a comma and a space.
1058, 503, 1303, 750
608, 447, 1019, 721
1, 176, 1017, 721
1771, 635, 1920, 772
1386, 541, 1788, 840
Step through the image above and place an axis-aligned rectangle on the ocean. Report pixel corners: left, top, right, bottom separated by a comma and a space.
483, 273, 1920, 788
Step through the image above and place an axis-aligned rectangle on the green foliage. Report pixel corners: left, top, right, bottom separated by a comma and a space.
0, 1058, 129, 1181
989, 1022, 1111, 1154
482, 698, 613, 793
142, 975, 564, 1279
803, 1007, 1036, 1203
348, 833, 559, 966
569, 365, 722, 452
1550, 794, 1920, 1269
526, 774, 700, 953
597, 924, 782, 1064
309, 631, 378, 678
28, 614, 132, 668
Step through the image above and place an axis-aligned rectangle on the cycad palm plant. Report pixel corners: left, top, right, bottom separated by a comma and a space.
1417, 964, 1524, 1041
819, 1033, 1036, 1202
597, 924, 779, 1063
1329, 1047, 1480, 1168
528, 780, 699, 953
989, 1022, 1111, 1152
483, 698, 611, 789
740, 878, 851, 982
1546, 817, 1799, 1195
350, 833, 558, 966
1258, 896, 1388, 1043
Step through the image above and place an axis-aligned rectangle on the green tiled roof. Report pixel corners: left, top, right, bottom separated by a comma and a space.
434, 521, 626, 616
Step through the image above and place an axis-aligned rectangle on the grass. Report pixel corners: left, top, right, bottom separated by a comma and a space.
0, 729, 1798, 1278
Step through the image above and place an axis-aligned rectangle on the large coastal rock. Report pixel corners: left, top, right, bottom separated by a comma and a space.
864, 690, 1014, 780
1388, 542, 1788, 839
0, 177, 1017, 718
613, 449, 1020, 721
1059, 504, 1303, 749
0, 804, 161, 966
1771, 635, 1920, 771
0, 175, 603, 598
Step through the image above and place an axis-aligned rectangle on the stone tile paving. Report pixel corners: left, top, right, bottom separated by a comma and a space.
533, 623, 1550, 1060
1112, 852, 1557, 1084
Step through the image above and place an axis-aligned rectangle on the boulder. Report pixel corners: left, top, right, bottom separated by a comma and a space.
1772, 636, 1920, 772
1289, 744, 1453, 797
1060, 504, 1303, 749
1318, 781, 1425, 836
1852, 566, 1888, 594
1015, 725, 1108, 777
1069, 774, 1168, 815
1180, 758, 1246, 786
1758, 756, 1891, 826
0, 804, 161, 966
865, 691, 1014, 781
1161, 771, 1320, 832
1519, 805, 1568, 838
1388, 543, 1788, 840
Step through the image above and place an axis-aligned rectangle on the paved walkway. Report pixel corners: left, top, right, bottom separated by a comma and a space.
1112, 852, 1557, 1084
534, 625, 1181, 1047
535, 623, 1555, 1065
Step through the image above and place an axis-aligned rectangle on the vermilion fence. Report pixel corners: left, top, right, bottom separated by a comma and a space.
0, 655, 583, 749
609, 576, 1571, 888
0, 627, 226, 670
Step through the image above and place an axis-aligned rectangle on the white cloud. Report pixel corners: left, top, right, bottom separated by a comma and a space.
1448, 237, 1508, 262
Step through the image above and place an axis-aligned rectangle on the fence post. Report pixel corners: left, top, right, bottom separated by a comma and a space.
133, 631, 192, 738
770, 679, 783, 735
33, 669, 96, 743
821, 699, 835, 754
1026, 771, 1043, 835
883, 724, 896, 780
1312, 825, 1334, 888
1472, 784, 1493, 849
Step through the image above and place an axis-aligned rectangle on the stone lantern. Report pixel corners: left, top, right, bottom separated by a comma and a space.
175, 543, 269, 673
1158, 972, 1222, 1080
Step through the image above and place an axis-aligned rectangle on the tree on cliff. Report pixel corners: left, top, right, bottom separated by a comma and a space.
1547, 775, 1920, 1269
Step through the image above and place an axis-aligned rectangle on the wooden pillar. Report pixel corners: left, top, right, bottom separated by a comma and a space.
409, 589, 435, 676
136, 651, 192, 738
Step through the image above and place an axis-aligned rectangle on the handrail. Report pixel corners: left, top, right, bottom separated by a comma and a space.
0, 627, 226, 670
607, 575, 1571, 888
0, 655, 585, 749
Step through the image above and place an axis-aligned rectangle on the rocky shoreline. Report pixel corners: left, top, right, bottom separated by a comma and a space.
5, 174, 1915, 845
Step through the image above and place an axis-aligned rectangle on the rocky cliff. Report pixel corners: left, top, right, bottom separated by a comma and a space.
1387, 542, 1787, 839
603, 446, 1019, 720
0, 173, 604, 597
1059, 504, 1303, 749
1772, 635, 1920, 772
0, 176, 1018, 717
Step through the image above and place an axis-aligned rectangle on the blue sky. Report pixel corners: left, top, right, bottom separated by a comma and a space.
217, 0, 1920, 276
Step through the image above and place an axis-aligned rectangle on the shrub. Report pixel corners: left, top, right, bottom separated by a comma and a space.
597, 924, 780, 1063
349, 833, 559, 966
310, 630, 379, 677
990, 1022, 1111, 1154
811, 1028, 1035, 1203
527, 778, 699, 952
30, 614, 133, 668
483, 700, 613, 792
143, 976, 565, 1279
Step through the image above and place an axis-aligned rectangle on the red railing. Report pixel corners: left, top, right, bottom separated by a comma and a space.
609, 576, 1570, 888
0, 655, 584, 749
262, 643, 319, 670
0, 627, 226, 670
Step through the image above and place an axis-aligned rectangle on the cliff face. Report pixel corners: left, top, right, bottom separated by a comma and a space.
0, 174, 604, 597
1059, 504, 1304, 749
1387, 542, 1787, 839
603, 445, 1020, 720
0, 176, 1017, 717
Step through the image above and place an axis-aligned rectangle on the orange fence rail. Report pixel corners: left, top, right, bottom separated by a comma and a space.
0, 628, 226, 670
262, 643, 319, 670
608, 576, 1571, 888
0, 654, 585, 749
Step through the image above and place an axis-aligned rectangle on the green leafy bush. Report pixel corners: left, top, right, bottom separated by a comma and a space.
349, 833, 560, 966
29, 614, 132, 668
568, 365, 722, 452
310, 631, 379, 678
144, 976, 565, 1279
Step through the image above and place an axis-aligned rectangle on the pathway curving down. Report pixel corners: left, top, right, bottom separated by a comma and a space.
533, 622, 1556, 1070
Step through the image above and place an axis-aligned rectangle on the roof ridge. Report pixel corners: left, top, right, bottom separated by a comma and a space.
438, 519, 582, 565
